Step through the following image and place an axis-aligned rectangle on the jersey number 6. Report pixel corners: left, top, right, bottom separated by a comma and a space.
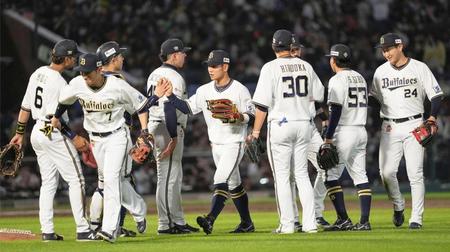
282, 75, 308, 98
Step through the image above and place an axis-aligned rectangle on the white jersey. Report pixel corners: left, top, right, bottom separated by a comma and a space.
253, 57, 324, 122
186, 79, 254, 144
21, 66, 68, 121
327, 69, 367, 126
371, 58, 444, 119
147, 64, 188, 127
59, 75, 147, 133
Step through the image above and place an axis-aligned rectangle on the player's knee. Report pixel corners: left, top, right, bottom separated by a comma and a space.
380, 169, 396, 180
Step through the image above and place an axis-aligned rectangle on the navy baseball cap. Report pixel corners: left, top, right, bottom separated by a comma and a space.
325, 44, 351, 61
272, 29, 294, 49
160, 38, 191, 56
375, 33, 403, 48
96, 41, 127, 64
291, 37, 305, 49
203, 50, 230, 67
74, 53, 103, 72
52, 39, 80, 57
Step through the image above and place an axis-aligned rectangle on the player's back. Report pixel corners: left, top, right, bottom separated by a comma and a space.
254, 57, 322, 122
328, 70, 367, 126
24, 66, 66, 121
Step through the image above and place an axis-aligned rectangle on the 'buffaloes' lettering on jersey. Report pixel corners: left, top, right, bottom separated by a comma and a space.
371, 58, 444, 119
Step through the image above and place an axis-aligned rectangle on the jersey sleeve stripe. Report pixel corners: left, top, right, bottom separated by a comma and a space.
251, 101, 269, 109
20, 106, 31, 112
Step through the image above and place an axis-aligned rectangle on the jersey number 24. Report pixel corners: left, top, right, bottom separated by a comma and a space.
282, 75, 308, 98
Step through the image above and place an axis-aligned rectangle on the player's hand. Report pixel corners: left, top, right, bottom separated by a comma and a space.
51, 117, 61, 130
158, 137, 177, 160
154, 77, 170, 98
324, 138, 333, 144
164, 80, 173, 97
10, 134, 24, 149
426, 116, 438, 135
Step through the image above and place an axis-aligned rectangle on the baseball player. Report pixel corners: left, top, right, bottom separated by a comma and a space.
164, 49, 255, 234
249, 29, 324, 233
9, 40, 97, 241
51, 53, 169, 243
322, 44, 372, 231
290, 40, 330, 230
146, 38, 199, 234
87, 41, 146, 237
371, 33, 444, 229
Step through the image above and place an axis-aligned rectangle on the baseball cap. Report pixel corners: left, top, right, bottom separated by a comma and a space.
96, 41, 127, 64
160, 38, 191, 57
203, 50, 230, 67
74, 53, 103, 72
52, 39, 80, 57
272, 29, 294, 49
291, 39, 305, 49
325, 44, 351, 61
375, 33, 403, 48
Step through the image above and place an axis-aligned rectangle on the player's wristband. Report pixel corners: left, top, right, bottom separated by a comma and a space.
16, 121, 26, 135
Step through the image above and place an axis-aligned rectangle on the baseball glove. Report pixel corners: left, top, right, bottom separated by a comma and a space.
82, 144, 97, 169
245, 137, 266, 163
0, 144, 23, 176
317, 143, 339, 170
206, 99, 242, 123
412, 120, 438, 147
129, 131, 155, 164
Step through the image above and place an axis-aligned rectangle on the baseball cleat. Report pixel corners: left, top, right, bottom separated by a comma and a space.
76, 230, 101, 241
294, 222, 303, 232
316, 217, 331, 228
409, 222, 422, 229
304, 229, 318, 233
272, 225, 295, 234
175, 223, 199, 233
119, 227, 137, 237
324, 218, 353, 231
42, 233, 64, 242
230, 222, 255, 233
352, 222, 371, 231
95, 230, 116, 243
393, 210, 405, 227
136, 219, 147, 234
157, 226, 191, 235
197, 215, 214, 235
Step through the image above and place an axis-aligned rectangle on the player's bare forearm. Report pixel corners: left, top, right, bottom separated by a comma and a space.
138, 112, 149, 130
252, 108, 267, 138
17, 109, 31, 124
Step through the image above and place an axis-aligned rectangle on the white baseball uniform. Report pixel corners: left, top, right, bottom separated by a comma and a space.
326, 70, 369, 185
185, 79, 254, 188
20, 66, 90, 234
59, 75, 148, 237
371, 58, 444, 225
147, 64, 188, 231
253, 56, 323, 233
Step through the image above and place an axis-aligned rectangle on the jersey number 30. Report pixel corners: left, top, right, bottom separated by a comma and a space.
283, 76, 308, 98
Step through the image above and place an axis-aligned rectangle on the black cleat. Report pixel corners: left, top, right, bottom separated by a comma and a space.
136, 219, 147, 234
76, 230, 101, 241
324, 218, 353, 231
42, 233, 64, 242
230, 222, 255, 233
316, 217, 331, 228
157, 225, 190, 235
119, 227, 137, 237
95, 230, 116, 243
294, 222, 302, 232
196, 215, 214, 235
175, 223, 199, 233
352, 222, 371, 231
393, 210, 405, 227
409, 222, 422, 229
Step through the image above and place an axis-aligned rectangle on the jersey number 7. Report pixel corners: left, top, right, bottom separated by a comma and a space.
283, 75, 308, 98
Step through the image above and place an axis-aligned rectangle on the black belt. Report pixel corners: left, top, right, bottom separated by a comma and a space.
91, 127, 122, 137
383, 114, 422, 123
151, 120, 181, 126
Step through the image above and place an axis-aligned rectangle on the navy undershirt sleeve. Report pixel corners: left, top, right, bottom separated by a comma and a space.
430, 96, 442, 118
164, 102, 178, 138
167, 94, 191, 114
325, 104, 342, 139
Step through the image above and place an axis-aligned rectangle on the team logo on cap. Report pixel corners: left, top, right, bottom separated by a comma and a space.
80, 58, 86, 65
208, 52, 214, 60
105, 48, 117, 57
380, 37, 384, 44
343, 52, 348, 58
173, 46, 179, 51
395, 39, 402, 44
96, 61, 102, 67
223, 57, 230, 63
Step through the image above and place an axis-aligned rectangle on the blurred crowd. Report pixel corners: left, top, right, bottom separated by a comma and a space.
1, 0, 450, 198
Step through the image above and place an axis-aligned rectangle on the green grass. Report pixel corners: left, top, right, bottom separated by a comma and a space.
1, 207, 450, 252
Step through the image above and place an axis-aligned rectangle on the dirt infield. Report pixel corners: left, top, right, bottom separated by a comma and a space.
0, 229, 37, 241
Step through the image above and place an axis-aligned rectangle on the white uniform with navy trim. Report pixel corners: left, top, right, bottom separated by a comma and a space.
371, 58, 444, 225
59, 75, 147, 237
146, 64, 188, 231
20, 66, 90, 234
186, 79, 254, 189
253, 57, 323, 233
326, 69, 369, 185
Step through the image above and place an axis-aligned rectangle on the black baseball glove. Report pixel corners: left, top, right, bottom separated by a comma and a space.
317, 143, 339, 170
0, 144, 23, 176
245, 137, 266, 163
